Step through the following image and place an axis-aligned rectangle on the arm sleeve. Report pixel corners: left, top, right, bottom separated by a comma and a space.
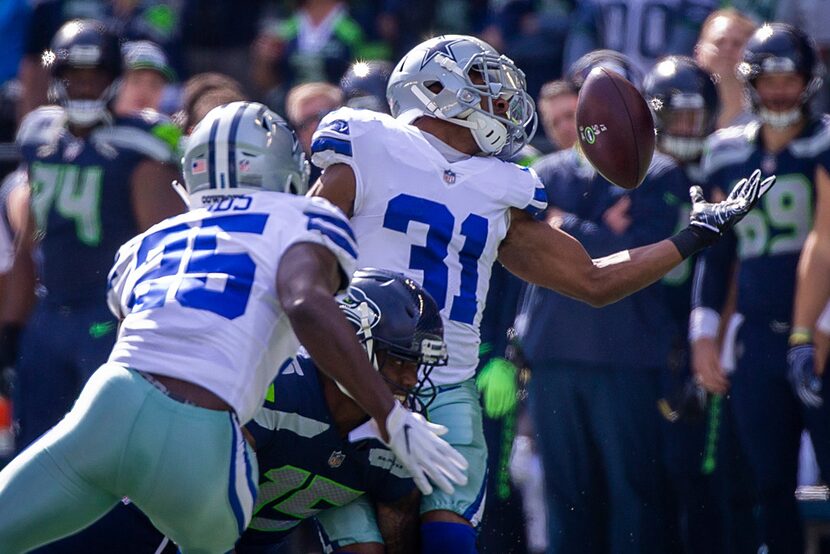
690, 229, 736, 311
505, 165, 548, 217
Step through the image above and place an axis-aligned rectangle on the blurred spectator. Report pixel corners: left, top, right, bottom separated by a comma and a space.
251, 0, 365, 113
721, 0, 778, 24
340, 60, 392, 113
114, 40, 176, 116
694, 9, 756, 129
284, 81, 343, 183
518, 51, 679, 554
17, 0, 184, 121
537, 79, 579, 151
180, 0, 262, 93
564, 0, 718, 74
480, 0, 569, 98
175, 72, 246, 132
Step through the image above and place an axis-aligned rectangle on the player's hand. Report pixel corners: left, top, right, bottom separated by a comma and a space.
476, 357, 518, 419
383, 402, 469, 495
787, 344, 823, 408
689, 169, 776, 236
691, 338, 729, 394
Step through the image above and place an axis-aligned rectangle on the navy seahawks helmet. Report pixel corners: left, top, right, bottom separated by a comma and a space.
738, 23, 825, 127
338, 268, 448, 409
568, 49, 644, 91
46, 19, 122, 126
183, 101, 310, 207
340, 60, 393, 114
386, 35, 537, 159
644, 56, 719, 162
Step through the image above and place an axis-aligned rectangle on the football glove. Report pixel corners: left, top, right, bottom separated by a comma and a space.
383, 401, 469, 495
476, 357, 518, 419
787, 344, 823, 408
689, 169, 776, 236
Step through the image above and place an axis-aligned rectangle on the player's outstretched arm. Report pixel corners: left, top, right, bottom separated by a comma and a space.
276, 242, 468, 495
499, 169, 775, 307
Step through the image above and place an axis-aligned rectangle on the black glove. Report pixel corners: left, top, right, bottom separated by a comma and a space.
690, 169, 775, 235
787, 344, 822, 408
670, 169, 776, 258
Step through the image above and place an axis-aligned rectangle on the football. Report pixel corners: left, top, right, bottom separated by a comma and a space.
576, 67, 655, 190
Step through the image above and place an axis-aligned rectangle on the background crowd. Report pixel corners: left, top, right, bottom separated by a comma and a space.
1, 1, 830, 553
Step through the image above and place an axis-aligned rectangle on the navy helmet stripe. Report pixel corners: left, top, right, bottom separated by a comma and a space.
208, 117, 220, 190
227, 103, 248, 189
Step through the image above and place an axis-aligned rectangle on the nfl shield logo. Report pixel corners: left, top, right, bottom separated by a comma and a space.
443, 169, 456, 185
239, 159, 250, 172
328, 450, 346, 468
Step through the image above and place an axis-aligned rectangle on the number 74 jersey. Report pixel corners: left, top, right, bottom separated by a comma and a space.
312, 107, 547, 384
106, 193, 358, 423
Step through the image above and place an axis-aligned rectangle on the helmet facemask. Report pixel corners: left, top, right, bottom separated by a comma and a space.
389, 36, 537, 159
338, 298, 448, 413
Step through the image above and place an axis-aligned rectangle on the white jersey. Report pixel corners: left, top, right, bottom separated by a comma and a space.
106, 192, 358, 423
311, 107, 547, 384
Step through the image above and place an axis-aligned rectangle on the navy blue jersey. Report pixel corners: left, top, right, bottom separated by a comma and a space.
696, 117, 830, 322
517, 149, 681, 367
17, 106, 179, 306
657, 160, 712, 334
239, 355, 414, 549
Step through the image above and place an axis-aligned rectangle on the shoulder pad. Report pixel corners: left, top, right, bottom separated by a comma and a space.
16, 106, 66, 147
647, 151, 682, 178
790, 115, 830, 159
701, 122, 758, 177
94, 112, 180, 163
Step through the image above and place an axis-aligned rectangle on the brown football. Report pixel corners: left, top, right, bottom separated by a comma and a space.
576, 67, 655, 190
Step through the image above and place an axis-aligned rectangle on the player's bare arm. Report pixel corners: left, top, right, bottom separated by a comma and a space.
308, 163, 357, 217
499, 208, 683, 307
791, 165, 830, 373
129, 159, 187, 231
276, 241, 395, 430
501, 170, 774, 307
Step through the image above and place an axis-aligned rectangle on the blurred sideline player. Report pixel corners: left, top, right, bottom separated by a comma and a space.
308, 34, 772, 553
34, 269, 449, 554
0, 101, 467, 552
11, 19, 186, 451
644, 55, 728, 554
518, 50, 692, 553
690, 23, 830, 553
340, 60, 393, 114
285, 82, 343, 184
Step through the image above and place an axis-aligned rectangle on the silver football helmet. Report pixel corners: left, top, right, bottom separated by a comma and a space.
182, 101, 310, 206
387, 35, 536, 159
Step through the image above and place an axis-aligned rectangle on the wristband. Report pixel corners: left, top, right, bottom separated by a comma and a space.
669, 226, 719, 259
689, 307, 721, 342
789, 327, 813, 346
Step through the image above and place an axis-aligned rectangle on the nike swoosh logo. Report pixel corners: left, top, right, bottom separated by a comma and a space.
403, 424, 412, 453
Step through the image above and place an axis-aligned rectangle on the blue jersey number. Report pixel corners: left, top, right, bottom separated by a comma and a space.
383, 194, 488, 324
128, 213, 269, 319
